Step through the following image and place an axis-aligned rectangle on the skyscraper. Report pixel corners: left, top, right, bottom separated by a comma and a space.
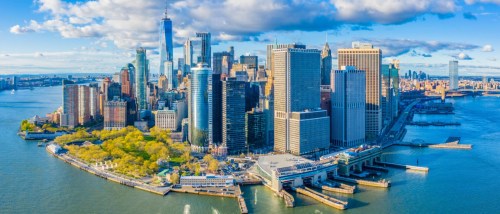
159, 3, 175, 89
196, 32, 211, 67
213, 51, 233, 75
61, 80, 79, 128
331, 66, 366, 148
338, 42, 382, 140
189, 63, 212, 149
273, 48, 330, 155
135, 48, 149, 111
89, 83, 100, 120
78, 85, 91, 125
449, 60, 459, 90
240, 55, 258, 69
222, 77, 247, 155
246, 109, 266, 150
120, 68, 132, 98
382, 63, 400, 125
209, 73, 222, 145
320, 42, 332, 86
184, 37, 202, 73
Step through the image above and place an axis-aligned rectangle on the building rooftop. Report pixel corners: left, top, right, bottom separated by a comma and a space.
257, 154, 313, 176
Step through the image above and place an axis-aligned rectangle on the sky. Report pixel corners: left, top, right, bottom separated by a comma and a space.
0, 0, 499, 76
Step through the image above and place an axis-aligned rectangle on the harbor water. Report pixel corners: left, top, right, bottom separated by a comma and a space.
1, 87, 499, 213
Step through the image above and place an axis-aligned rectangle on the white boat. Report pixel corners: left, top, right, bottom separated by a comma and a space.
11, 89, 15, 94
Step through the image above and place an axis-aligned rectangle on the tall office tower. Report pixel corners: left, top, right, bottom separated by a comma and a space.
60, 80, 79, 128
381, 63, 400, 125
78, 85, 91, 125
120, 68, 132, 98
209, 73, 222, 145
158, 4, 175, 89
126, 63, 135, 94
89, 83, 100, 120
158, 74, 168, 92
213, 51, 233, 75
184, 37, 202, 73
320, 42, 332, 86
107, 83, 121, 101
178, 58, 185, 75
102, 77, 111, 102
222, 77, 247, 155
246, 109, 266, 150
229, 46, 235, 62
135, 48, 149, 111
449, 60, 459, 90
196, 32, 211, 67
331, 66, 366, 148
266, 43, 306, 73
273, 48, 330, 155
104, 98, 127, 130
189, 63, 212, 149
338, 42, 382, 140
240, 55, 258, 69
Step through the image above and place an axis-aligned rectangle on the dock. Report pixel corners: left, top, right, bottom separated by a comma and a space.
238, 195, 248, 214
332, 176, 390, 188
312, 181, 355, 194
295, 187, 348, 210
364, 165, 389, 172
375, 161, 429, 172
428, 137, 472, 149
46, 147, 170, 195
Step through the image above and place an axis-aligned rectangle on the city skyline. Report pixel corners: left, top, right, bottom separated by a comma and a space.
0, 0, 499, 76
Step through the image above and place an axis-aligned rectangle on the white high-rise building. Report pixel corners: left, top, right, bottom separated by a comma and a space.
449, 60, 459, 90
273, 47, 330, 155
331, 66, 366, 148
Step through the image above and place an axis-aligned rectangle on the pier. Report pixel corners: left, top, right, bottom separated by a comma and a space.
295, 187, 348, 210
375, 161, 429, 172
428, 137, 472, 149
332, 176, 390, 188
238, 195, 248, 214
311, 181, 356, 194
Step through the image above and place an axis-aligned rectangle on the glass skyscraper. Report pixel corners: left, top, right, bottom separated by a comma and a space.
135, 48, 149, 111
449, 60, 459, 90
159, 7, 175, 89
189, 63, 212, 148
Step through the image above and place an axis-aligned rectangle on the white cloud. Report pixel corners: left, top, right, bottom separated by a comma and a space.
456, 52, 473, 60
465, 0, 500, 5
482, 44, 494, 52
10, 0, 461, 50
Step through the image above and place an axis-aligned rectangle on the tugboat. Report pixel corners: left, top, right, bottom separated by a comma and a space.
37, 142, 44, 147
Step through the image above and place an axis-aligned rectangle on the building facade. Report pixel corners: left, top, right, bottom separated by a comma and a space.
273, 48, 330, 155
246, 109, 267, 149
331, 66, 366, 148
189, 63, 212, 148
337, 42, 382, 140
222, 78, 247, 155
159, 7, 175, 89
320, 42, 332, 86
135, 48, 149, 111
78, 85, 90, 125
61, 80, 79, 128
104, 98, 127, 130
449, 60, 459, 90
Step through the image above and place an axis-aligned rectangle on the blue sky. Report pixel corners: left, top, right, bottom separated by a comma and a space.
0, 0, 499, 76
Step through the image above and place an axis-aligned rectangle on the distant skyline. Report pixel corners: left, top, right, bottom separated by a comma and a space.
0, 0, 499, 76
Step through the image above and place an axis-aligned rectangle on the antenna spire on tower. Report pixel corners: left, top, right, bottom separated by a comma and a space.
164, 0, 168, 19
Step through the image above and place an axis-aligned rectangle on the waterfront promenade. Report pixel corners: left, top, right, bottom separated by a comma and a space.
46, 146, 171, 195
